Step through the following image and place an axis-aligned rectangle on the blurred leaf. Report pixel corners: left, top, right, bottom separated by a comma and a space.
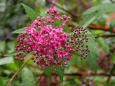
81, 3, 115, 27
109, 20, 115, 32
85, 30, 99, 71
71, 54, 81, 66
0, 57, 13, 65
7, 41, 15, 53
5, 64, 18, 71
0, 41, 6, 53
0, 2, 5, 12
22, 3, 39, 20
81, 11, 102, 27
0, 77, 3, 86
97, 37, 110, 53
83, 4, 115, 15
60, 0, 65, 5
22, 67, 35, 86
12, 28, 25, 34
37, 0, 46, 6
111, 54, 115, 64
107, 64, 115, 82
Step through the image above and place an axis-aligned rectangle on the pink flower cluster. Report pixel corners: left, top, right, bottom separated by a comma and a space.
15, 8, 72, 67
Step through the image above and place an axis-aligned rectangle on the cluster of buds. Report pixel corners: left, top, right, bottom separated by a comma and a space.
68, 26, 90, 59
14, 8, 89, 67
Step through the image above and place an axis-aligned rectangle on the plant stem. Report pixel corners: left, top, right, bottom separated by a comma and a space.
8, 56, 32, 86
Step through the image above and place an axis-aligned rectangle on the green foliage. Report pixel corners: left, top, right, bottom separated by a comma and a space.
12, 28, 25, 34
83, 3, 115, 15
109, 20, 115, 32
85, 30, 99, 71
22, 3, 39, 20
81, 3, 115, 27
97, 37, 110, 53
0, 77, 3, 86
21, 67, 36, 86
0, 57, 13, 65
71, 54, 81, 66
14, 56, 23, 68
107, 64, 115, 83
0, 2, 5, 12
81, 11, 102, 27
55, 65, 64, 82
44, 67, 51, 86
0, 41, 6, 53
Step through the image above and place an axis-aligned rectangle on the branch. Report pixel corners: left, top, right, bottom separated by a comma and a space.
88, 25, 109, 31
8, 56, 33, 86
96, 34, 115, 38
68, 24, 115, 33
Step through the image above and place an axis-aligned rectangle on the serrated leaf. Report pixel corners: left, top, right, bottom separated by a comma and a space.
81, 11, 102, 27
97, 37, 110, 53
85, 30, 99, 71
22, 3, 39, 20
22, 67, 35, 86
0, 57, 13, 65
12, 28, 25, 34
86, 38, 99, 72
83, 4, 115, 15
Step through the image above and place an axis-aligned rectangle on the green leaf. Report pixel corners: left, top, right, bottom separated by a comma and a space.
83, 4, 115, 15
22, 67, 35, 86
0, 41, 6, 53
12, 28, 25, 34
85, 30, 99, 71
0, 77, 3, 86
97, 37, 110, 53
109, 20, 115, 32
81, 4, 115, 27
81, 11, 102, 27
22, 3, 39, 20
0, 57, 13, 65
71, 54, 81, 66
7, 41, 15, 53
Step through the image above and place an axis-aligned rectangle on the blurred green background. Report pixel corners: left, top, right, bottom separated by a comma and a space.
1, 0, 115, 86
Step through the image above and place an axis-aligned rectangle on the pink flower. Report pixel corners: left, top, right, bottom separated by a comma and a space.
15, 8, 72, 67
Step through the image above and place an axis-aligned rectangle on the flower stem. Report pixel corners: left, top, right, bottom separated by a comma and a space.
8, 56, 33, 86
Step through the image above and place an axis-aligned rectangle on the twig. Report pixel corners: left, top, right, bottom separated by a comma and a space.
96, 34, 115, 38
8, 56, 33, 86
68, 23, 115, 33
87, 25, 109, 31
